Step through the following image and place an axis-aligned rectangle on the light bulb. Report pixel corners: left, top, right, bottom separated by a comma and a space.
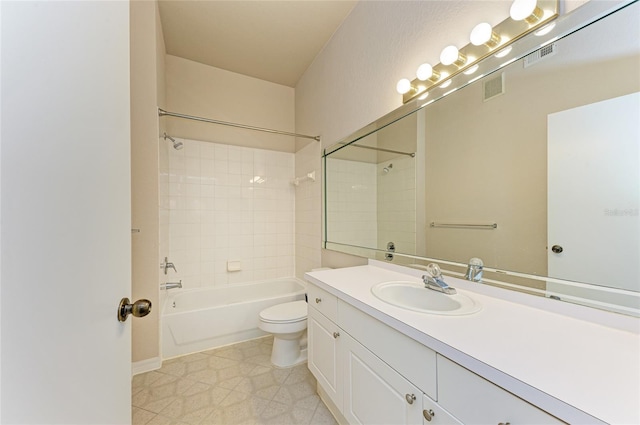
494, 45, 512, 58
440, 45, 466, 67
416, 63, 440, 81
535, 22, 556, 36
510, 0, 543, 24
396, 78, 412, 95
463, 65, 479, 75
470, 23, 501, 48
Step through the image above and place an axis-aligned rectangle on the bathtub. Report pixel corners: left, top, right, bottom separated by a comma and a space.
162, 278, 306, 359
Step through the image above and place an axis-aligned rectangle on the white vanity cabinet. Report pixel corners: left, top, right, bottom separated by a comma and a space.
306, 280, 565, 425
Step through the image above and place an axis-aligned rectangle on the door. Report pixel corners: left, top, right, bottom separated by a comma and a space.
1, 2, 132, 423
547, 92, 640, 299
343, 332, 423, 425
308, 306, 344, 410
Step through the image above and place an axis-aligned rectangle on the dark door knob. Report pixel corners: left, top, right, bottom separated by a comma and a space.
551, 245, 563, 254
117, 298, 152, 322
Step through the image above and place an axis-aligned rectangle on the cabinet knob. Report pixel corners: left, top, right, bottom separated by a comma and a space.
333, 331, 340, 338
315, 297, 322, 303
405, 393, 416, 405
423, 409, 435, 421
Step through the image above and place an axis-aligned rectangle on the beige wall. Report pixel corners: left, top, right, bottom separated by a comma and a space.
295, 0, 591, 270
130, 0, 164, 364
164, 55, 295, 153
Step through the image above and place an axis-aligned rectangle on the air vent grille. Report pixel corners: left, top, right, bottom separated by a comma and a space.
483, 73, 504, 102
524, 42, 557, 68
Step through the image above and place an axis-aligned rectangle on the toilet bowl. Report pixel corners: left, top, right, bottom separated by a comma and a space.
259, 300, 308, 368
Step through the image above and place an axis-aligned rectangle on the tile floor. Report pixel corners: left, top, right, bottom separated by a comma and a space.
132, 337, 338, 425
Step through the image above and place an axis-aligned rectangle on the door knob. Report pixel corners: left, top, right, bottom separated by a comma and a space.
118, 298, 152, 322
551, 245, 563, 253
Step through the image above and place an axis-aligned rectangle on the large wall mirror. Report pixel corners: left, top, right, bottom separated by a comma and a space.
324, 0, 639, 316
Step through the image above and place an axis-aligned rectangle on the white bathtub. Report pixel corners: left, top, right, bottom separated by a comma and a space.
162, 278, 306, 359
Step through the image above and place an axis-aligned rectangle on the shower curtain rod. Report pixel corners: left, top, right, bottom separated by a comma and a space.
337, 142, 415, 157
158, 109, 320, 142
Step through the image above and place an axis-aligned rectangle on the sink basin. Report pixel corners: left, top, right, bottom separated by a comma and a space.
371, 281, 481, 315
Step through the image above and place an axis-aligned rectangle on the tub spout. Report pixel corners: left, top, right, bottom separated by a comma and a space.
161, 280, 182, 290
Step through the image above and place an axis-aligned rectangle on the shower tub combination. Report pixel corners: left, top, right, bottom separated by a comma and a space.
162, 278, 306, 359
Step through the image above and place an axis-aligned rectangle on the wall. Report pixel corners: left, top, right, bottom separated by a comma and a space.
130, 0, 164, 366
162, 138, 295, 288
295, 0, 590, 270
164, 55, 295, 152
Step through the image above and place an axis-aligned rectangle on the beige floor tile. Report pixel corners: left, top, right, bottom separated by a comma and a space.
133, 337, 337, 425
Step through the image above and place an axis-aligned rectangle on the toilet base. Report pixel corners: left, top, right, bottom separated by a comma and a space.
270, 333, 308, 368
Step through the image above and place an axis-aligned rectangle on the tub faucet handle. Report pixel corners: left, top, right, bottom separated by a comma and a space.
162, 257, 177, 275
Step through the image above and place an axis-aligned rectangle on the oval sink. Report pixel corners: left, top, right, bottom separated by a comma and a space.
371, 281, 481, 315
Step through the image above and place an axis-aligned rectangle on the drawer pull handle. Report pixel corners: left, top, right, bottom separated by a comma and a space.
498, 423, 510, 425
405, 393, 416, 404
315, 298, 322, 303
333, 332, 340, 338
423, 409, 435, 421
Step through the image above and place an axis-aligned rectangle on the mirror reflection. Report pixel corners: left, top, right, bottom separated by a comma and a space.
324, 1, 639, 313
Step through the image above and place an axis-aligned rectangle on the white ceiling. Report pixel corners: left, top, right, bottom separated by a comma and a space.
158, 0, 358, 88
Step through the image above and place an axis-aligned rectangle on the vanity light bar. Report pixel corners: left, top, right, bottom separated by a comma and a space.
399, 0, 559, 103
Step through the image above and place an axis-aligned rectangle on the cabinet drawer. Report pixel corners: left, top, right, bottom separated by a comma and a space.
307, 283, 338, 321
437, 355, 564, 424
338, 301, 437, 400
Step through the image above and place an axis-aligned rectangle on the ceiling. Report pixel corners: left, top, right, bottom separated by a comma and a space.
157, 1, 358, 88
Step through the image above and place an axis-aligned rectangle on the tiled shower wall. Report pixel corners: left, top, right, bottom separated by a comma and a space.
160, 137, 295, 289
325, 158, 378, 249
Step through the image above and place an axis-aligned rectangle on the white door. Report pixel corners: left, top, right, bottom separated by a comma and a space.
343, 332, 423, 425
1, 2, 132, 423
547, 93, 640, 298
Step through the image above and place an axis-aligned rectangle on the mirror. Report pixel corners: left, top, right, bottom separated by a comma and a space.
324, 1, 640, 315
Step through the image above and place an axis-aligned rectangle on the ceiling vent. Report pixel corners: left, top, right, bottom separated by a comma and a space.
483, 73, 505, 102
524, 42, 557, 68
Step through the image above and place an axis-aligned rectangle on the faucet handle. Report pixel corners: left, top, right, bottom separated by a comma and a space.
425, 263, 442, 279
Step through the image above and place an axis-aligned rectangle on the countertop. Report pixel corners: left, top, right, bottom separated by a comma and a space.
305, 261, 640, 424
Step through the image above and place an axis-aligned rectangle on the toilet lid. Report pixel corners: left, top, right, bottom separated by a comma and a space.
260, 300, 307, 323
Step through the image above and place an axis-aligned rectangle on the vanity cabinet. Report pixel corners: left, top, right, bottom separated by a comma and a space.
307, 281, 565, 425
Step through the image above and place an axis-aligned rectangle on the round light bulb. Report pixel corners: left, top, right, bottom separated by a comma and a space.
510, 0, 542, 23
396, 78, 412, 95
440, 45, 459, 65
494, 45, 512, 58
416, 63, 434, 81
463, 65, 479, 75
470, 23, 492, 46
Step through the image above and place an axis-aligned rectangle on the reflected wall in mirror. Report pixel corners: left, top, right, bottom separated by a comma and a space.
324, 0, 640, 315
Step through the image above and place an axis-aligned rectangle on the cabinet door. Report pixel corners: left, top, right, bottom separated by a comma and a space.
308, 306, 343, 410
343, 332, 423, 425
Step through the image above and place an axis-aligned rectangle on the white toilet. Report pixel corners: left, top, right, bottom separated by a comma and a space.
258, 300, 308, 368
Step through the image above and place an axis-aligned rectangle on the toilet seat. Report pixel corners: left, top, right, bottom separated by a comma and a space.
259, 300, 307, 323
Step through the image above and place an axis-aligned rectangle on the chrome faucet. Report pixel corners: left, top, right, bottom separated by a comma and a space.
422, 263, 456, 295
464, 257, 484, 282
162, 257, 177, 275
161, 280, 182, 290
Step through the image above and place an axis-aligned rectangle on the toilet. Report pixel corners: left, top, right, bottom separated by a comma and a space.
259, 300, 308, 368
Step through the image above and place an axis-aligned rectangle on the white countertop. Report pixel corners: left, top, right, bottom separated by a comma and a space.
305, 261, 640, 424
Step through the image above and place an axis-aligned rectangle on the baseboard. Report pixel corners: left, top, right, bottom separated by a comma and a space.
131, 356, 162, 376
